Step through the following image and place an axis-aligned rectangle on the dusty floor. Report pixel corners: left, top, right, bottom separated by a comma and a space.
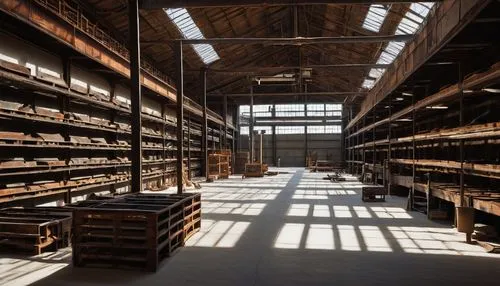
1, 168, 499, 286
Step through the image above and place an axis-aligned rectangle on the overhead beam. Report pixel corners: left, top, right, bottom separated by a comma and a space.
145, 35, 413, 45
185, 63, 390, 74
141, 0, 442, 9
208, 91, 366, 97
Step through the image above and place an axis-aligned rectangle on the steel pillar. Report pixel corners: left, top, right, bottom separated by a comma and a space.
129, 0, 142, 193
175, 41, 184, 194
201, 68, 208, 179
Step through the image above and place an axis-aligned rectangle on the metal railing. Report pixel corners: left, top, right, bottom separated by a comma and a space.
33, 0, 175, 87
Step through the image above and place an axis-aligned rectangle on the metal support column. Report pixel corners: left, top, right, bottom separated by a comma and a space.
387, 93, 392, 194
249, 84, 254, 162
362, 117, 366, 178
187, 115, 191, 179
232, 128, 236, 170
129, 0, 142, 193
458, 63, 465, 207
372, 107, 376, 184
223, 95, 228, 148
272, 106, 277, 166
175, 41, 184, 194
219, 125, 223, 150
201, 68, 208, 179
410, 90, 416, 210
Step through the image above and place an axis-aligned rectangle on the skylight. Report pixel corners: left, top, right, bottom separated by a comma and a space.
362, 5, 390, 33
165, 8, 220, 65
361, 2, 435, 89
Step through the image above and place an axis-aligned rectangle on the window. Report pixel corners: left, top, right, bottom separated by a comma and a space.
275, 104, 305, 117
307, 104, 325, 116
325, 104, 342, 111
239, 105, 250, 115
276, 126, 305, 134
307, 125, 342, 134
362, 5, 389, 33
239, 105, 272, 117
165, 8, 219, 65
326, 104, 342, 117
240, 126, 249, 135
254, 126, 272, 135
325, 125, 342, 134
361, 2, 435, 90
253, 105, 273, 117
307, 126, 326, 134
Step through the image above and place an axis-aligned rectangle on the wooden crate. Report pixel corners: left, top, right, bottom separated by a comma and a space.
72, 193, 201, 271
244, 163, 264, 177
122, 193, 201, 242
361, 186, 387, 202
0, 207, 72, 254
234, 152, 249, 174
208, 154, 230, 179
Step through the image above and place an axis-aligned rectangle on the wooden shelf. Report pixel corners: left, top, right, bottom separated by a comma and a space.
348, 122, 500, 150
347, 62, 500, 139
390, 158, 500, 179
390, 175, 500, 216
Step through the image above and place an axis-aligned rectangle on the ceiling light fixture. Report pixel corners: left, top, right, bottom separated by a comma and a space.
426, 105, 448, 109
482, 88, 500, 93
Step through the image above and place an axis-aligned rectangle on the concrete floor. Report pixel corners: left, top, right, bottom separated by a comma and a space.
1, 168, 499, 286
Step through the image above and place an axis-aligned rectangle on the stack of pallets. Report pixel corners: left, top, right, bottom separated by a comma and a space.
208, 153, 230, 179
0, 207, 72, 254
71, 193, 201, 271
234, 152, 249, 174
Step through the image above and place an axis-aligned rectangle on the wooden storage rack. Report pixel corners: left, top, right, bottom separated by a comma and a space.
345, 60, 500, 218
0, 59, 229, 206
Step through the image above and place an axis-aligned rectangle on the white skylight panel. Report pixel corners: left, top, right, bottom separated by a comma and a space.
361, 2, 436, 90
165, 8, 220, 65
362, 5, 389, 32
369, 68, 385, 79
362, 79, 375, 89
384, 41, 405, 56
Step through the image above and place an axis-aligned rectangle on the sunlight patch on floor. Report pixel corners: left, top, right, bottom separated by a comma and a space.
275, 223, 305, 249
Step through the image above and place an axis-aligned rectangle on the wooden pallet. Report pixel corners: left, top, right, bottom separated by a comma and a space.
72, 193, 201, 271
362, 186, 387, 202
0, 207, 72, 254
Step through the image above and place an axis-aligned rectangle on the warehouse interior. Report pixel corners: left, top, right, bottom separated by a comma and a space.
0, 0, 500, 285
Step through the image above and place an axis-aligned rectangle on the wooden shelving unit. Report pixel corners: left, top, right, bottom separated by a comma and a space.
345, 60, 500, 217
0, 42, 233, 207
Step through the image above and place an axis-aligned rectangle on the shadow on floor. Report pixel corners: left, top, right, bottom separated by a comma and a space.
3, 168, 499, 286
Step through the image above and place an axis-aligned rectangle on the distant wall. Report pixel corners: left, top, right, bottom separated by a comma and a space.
240, 134, 342, 167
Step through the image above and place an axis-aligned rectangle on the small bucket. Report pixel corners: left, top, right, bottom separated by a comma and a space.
456, 206, 474, 233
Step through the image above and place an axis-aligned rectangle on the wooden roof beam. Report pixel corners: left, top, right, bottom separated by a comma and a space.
145, 34, 413, 45
142, 1, 443, 9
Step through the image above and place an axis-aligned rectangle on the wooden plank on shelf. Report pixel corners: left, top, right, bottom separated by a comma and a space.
0, 59, 31, 76
348, 61, 500, 138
